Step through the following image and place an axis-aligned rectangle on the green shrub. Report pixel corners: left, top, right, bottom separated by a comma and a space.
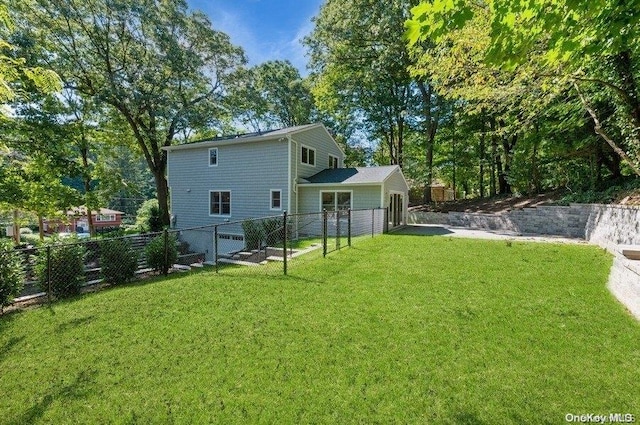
100, 239, 138, 285
36, 242, 86, 298
135, 199, 162, 232
0, 239, 25, 313
242, 220, 264, 250
262, 218, 283, 246
145, 233, 178, 274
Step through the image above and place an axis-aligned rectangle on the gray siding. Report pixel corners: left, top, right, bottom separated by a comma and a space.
291, 126, 344, 179
298, 185, 383, 213
168, 138, 289, 231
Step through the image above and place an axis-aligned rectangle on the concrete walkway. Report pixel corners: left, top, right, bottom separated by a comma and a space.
391, 224, 588, 244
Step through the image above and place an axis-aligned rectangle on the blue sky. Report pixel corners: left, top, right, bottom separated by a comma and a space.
186, 0, 324, 74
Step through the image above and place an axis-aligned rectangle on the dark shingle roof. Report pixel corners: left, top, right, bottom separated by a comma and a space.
302, 166, 400, 185
164, 124, 320, 151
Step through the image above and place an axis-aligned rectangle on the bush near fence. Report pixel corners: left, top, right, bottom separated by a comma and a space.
1, 208, 388, 308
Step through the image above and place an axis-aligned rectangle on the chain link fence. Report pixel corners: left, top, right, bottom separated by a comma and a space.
2, 208, 387, 307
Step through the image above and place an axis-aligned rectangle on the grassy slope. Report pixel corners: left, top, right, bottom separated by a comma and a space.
1, 236, 638, 424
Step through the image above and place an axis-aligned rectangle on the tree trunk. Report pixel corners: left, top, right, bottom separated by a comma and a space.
38, 215, 45, 241
81, 145, 96, 237
417, 80, 439, 203
13, 210, 20, 245
613, 50, 640, 135
479, 131, 486, 198
500, 134, 516, 195
154, 170, 171, 228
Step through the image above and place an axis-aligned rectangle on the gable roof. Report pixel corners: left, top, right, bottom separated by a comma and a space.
300, 165, 402, 185
163, 123, 322, 152
60, 207, 124, 217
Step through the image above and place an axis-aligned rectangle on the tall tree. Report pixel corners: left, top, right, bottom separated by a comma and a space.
306, 0, 421, 169
407, 0, 640, 176
16, 0, 246, 225
227, 60, 315, 132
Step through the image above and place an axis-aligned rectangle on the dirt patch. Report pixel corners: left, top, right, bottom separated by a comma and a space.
410, 191, 567, 214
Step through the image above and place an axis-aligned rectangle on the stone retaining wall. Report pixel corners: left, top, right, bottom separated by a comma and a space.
408, 203, 640, 246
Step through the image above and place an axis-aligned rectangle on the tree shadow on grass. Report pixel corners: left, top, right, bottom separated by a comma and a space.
7, 369, 98, 425
0, 335, 25, 365
390, 225, 454, 236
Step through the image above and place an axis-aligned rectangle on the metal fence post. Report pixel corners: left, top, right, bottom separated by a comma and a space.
371, 208, 375, 238
283, 211, 287, 275
46, 245, 52, 304
348, 209, 352, 247
336, 210, 341, 251
163, 228, 169, 276
322, 209, 328, 257
384, 207, 389, 234
214, 225, 219, 273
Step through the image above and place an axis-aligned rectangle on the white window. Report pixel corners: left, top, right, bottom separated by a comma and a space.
301, 145, 316, 166
329, 154, 339, 169
270, 190, 282, 210
209, 148, 218, 166
95, 214, 116, 222
210, 191, 231, 216
321, 191, 352, 211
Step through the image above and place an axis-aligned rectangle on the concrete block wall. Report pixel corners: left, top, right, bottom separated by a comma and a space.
410, 203, 640, 245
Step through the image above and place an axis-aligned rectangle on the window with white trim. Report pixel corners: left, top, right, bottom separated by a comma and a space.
270, 190, 282, 210
301, 145, 316, 166
210, 191, 231, 216
329, 154, 339, 169
321, 191, 352, 211
95, 214, 116, 222
209, 148, 218, 166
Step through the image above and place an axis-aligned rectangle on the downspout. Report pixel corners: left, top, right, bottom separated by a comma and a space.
288, 135, 299, 215
287, 135, 293, 214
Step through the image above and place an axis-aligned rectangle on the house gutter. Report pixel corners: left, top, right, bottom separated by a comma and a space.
287, 135, 293, 214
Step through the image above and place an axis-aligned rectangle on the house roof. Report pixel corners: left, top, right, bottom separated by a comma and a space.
300, 165, 402, 185
63, 207, 124, 216
163, 123, 322, 152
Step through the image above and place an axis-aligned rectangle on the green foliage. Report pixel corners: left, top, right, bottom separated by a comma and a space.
145, 232, 177, 274
261, 217, 283, 246
227, 60, 315, 131
135, 199, 162, 232
36, 241, 86, 298
242, 220, 264, 251
0, 4, 61, 105
0, 238, 24, 312
100, 238, 138, 285
19, 0, 246, 227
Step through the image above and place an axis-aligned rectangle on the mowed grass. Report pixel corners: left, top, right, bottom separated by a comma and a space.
1, 235, 639, 424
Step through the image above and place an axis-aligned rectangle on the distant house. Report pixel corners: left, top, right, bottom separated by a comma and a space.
164, 123, 409, 259
44, 207, 124, 234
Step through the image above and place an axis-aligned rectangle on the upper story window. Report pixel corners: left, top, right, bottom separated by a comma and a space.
210, 190, 231, 216
95, 214, 116, 222
209, 148, 218, 167
329, 154, 339, 169
301, 145, 316, 166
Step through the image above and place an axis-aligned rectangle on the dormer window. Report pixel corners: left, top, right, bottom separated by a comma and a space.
301, 145, 316, 166
329, 154, 339, 169
209, 148, 218, 166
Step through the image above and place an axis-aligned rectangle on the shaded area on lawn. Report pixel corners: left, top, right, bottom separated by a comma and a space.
0, 235, 638, 424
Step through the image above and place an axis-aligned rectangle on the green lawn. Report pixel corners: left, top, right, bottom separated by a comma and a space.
1, 235, 639, 424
